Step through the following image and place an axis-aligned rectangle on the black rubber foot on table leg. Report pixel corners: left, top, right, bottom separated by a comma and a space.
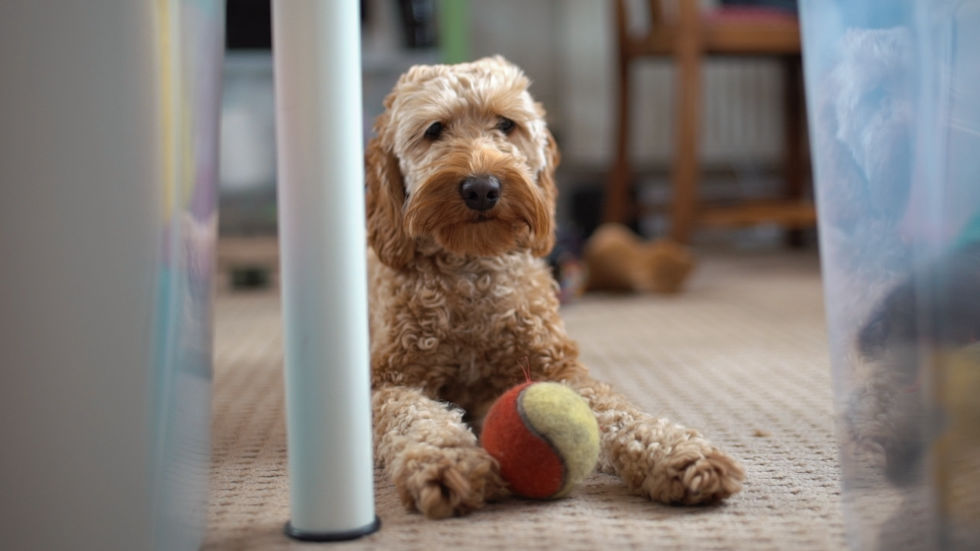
284, 516, 380, 542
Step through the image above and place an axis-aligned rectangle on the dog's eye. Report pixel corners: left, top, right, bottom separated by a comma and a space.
496, 117, 516, 135
424, 121, 444, 140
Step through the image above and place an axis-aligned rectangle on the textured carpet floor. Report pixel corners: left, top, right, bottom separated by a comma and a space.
206, 250, 845, 550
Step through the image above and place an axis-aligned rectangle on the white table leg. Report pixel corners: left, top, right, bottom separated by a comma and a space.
272, 0, 378, 541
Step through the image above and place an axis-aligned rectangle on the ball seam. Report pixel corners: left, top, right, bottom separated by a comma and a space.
515, 385, 569, 497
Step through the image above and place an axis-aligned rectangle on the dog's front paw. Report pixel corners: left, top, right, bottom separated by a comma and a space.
394, 444, 508, 519
643, 441, 744, 505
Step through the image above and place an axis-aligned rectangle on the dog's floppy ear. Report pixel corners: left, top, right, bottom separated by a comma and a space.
530, 129, 560, 257
365, 118, 415, 269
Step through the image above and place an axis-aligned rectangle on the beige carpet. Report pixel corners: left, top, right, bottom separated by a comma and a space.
206, 250, 845, 550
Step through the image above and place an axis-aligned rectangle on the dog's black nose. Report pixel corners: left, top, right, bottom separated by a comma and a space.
459, 175, 501, 211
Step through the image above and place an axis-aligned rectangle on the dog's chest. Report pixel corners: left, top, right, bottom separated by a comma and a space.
410, 254, 557, 352
369, 250, 563, 397
441, 263, 537, 339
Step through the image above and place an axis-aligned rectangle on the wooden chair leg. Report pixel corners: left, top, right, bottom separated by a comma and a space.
603, 54, 633, 225
603, 0, 632, 225
670, 43, 701, 243
783, 56, 806, 247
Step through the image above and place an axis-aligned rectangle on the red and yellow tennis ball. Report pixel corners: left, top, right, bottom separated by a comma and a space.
480, 381, 600, 499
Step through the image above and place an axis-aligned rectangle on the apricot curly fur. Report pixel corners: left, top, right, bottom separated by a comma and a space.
366, 56, 744, 518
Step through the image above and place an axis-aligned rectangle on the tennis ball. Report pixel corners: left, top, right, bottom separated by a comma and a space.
480, 381, 600, 499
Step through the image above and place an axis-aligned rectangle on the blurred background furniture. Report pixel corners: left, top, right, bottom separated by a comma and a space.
604, 0, 815, 243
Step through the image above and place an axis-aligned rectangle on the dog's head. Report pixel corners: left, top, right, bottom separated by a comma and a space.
366, 56, 558, 269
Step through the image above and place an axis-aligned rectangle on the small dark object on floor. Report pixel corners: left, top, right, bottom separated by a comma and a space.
231, 267, 271, 289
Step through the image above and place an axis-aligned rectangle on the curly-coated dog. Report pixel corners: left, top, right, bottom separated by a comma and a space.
366, 56, 744, 518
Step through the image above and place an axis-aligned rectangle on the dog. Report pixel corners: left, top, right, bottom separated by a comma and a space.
365, 56, 744, 518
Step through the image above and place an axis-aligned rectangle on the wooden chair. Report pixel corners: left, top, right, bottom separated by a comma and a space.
604, 0, 816, 243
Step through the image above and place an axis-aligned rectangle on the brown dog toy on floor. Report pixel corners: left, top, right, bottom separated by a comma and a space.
583, 224, 695, 294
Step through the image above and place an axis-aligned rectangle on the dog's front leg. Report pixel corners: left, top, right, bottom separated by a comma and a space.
372, 385, 508, 518
567, 376, 744, 505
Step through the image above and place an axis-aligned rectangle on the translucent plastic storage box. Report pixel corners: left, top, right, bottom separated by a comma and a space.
800, 1, 980, 549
